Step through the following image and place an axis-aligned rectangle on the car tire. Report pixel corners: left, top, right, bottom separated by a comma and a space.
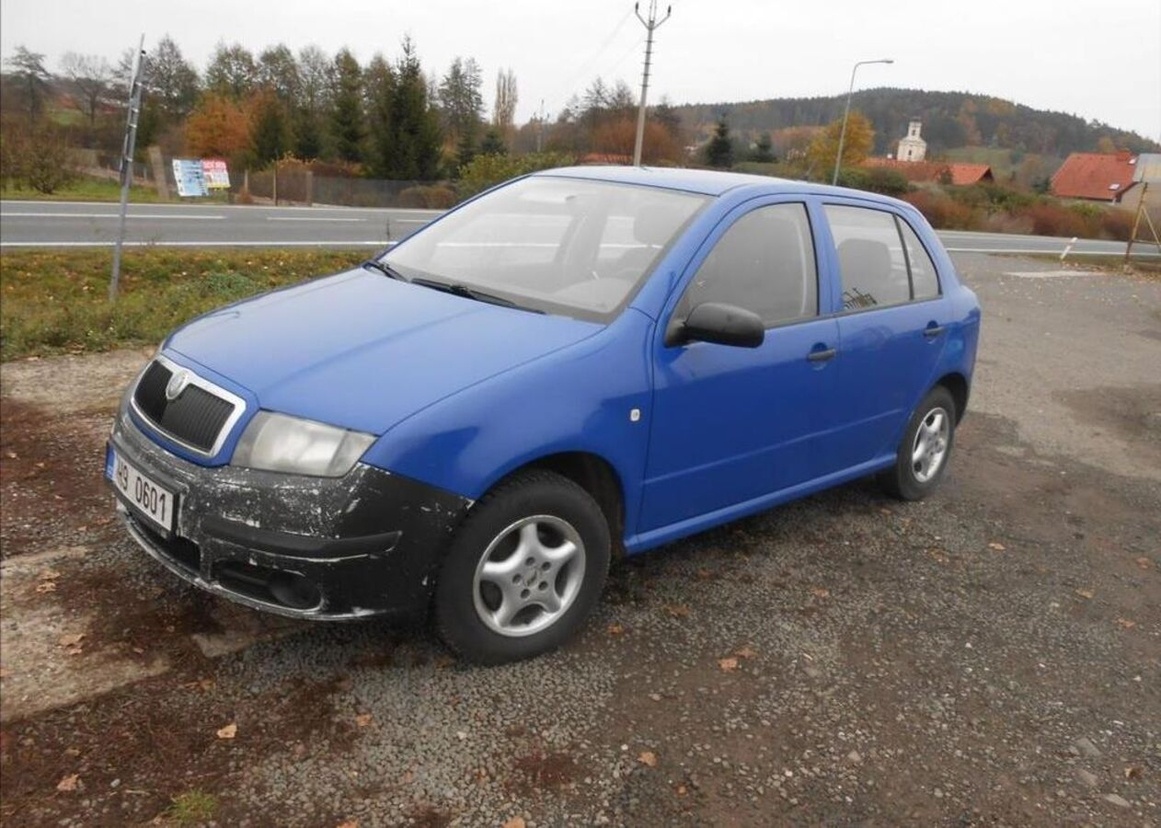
434, 470, 611, 665
882, 386, 957, 501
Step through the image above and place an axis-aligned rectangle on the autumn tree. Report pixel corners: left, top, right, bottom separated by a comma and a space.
205, 42, 257, 100
329, 48, 365, 164
185, 92, 252, 163
807, 111, 874, 179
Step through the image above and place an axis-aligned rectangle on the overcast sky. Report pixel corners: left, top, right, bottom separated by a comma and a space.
2, 0, 1159, 141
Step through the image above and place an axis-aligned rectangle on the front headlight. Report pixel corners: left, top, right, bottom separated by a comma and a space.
232, 412, 376, 477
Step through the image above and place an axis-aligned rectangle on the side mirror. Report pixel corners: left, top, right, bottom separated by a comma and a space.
665, 302, 765, 348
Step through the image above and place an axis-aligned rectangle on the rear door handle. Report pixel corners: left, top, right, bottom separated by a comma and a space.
923, 324, 945, 339
807, 347, 837, 363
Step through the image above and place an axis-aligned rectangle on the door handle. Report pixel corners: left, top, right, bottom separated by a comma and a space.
923, 325, 945, 339
807, 347, 837, 363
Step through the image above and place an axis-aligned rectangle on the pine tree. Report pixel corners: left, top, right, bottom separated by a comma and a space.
329, 48, 364, 164
705, 116, 734, 168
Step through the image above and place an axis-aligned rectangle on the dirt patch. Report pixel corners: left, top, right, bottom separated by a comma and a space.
0, 398, 118, 559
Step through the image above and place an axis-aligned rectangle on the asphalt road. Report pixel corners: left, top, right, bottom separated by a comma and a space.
0, 201, 440, 249
2, 199, 1158, 259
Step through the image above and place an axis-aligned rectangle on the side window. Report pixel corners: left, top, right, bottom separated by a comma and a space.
898, 219, 941, 300
825, 205, 911, 310
678, 203, 817, 328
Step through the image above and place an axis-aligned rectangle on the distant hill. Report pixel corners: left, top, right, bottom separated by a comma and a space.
673, 88, 1160, 158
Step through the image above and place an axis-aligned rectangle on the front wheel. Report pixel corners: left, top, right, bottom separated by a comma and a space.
882, 386, 957, 501
434, 470, 611, 665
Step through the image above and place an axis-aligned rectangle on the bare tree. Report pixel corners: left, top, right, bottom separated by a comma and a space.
492, 68, 518, 133
59, 52, 114, 129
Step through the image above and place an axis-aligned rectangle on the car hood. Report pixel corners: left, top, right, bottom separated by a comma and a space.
166, 269, 603, 435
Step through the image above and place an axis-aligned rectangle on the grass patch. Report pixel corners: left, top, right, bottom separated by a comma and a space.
0, 178, 229, 203
164, 790, 218, 824
0, 248, 366, 361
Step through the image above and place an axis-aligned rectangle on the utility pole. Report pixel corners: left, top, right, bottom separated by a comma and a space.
632, 1, 671, 167
109, 36, 147, 302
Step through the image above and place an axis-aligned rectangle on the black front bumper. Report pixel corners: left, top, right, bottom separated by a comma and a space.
108, 410, 472, 620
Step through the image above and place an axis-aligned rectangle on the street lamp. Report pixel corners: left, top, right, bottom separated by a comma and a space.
832, 58, 893, 186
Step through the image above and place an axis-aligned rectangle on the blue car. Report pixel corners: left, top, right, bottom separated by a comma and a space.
106, 167, 981, 664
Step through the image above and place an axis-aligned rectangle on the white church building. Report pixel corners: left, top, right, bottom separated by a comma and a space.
897, 120, 927, 162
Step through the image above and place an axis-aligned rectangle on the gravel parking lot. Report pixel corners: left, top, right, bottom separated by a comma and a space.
1, 252, 1158, 827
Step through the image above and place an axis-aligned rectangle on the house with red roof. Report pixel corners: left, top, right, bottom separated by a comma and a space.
861, 157, 995, 186
1050, 150, 1139, 203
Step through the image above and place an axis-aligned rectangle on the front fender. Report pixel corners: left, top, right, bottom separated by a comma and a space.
360, 309, 656, 535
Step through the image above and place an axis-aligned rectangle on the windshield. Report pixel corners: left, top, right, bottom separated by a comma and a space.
383, 176, 708, 321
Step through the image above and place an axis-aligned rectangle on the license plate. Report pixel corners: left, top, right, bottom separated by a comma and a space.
106, 445, 176, 533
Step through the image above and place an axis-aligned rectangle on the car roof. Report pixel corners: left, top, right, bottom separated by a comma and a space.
532, 165, 851, 199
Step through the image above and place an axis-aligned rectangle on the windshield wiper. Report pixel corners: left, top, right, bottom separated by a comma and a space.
410, 278, 543, 313
361, 258, 405, 280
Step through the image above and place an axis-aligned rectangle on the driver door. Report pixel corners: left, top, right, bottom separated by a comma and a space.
639, 201, 841, 534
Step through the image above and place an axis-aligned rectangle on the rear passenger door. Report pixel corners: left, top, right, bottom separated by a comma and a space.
821, 203, 949, 470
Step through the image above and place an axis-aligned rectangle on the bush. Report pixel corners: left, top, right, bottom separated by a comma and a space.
457, 152, 577, 200
398, 185, 458, 209
1, 122, 77, 194
1024, 203, 1097, 238
903, 190, 981, 230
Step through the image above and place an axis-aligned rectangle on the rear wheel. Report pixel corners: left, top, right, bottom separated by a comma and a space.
435, 470, 610, 665
883, 386, 957, 501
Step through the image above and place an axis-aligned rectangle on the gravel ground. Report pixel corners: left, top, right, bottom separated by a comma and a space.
0, 253, 1158, 827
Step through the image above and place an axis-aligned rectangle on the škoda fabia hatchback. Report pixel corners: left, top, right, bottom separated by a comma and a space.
107, 167, 980, 664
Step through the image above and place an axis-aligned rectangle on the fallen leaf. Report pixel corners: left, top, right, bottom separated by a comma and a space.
810, 587, 830, 599
35, 581, 57, 594
216, 723, 237, 740
638, 750, 658, 767
1125, 765, 1143, 780
56, 774, 80, 792
1137, 557, 1152, 570
1075, 589, 1094, 600
665, 604, 690, 618
696, 568, 714, 580
607, 623, 625, 636
675, 784, 688, 797
987, 542, 1006, 552
718, 657, 738, 672
1116, 618, 1137, 630
37, 569, 61, 581
734, 646, 758, 660
502, 818, 526, 828
58, 633, 85, 648
355, 713, 373, 728
879, 508, 893, 516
